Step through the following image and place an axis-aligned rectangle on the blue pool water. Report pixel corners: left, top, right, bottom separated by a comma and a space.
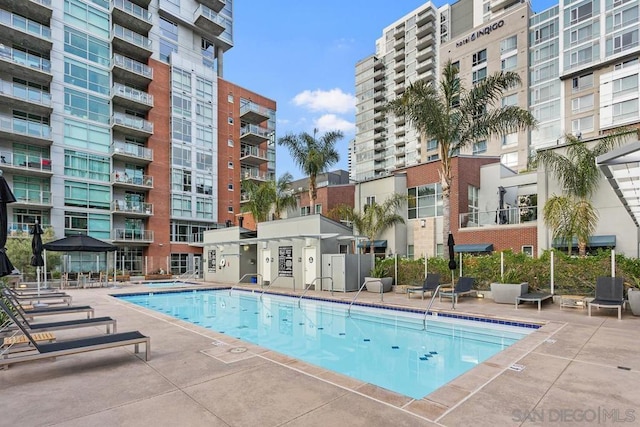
143, 280, 195, 288
118, 289, 535, 399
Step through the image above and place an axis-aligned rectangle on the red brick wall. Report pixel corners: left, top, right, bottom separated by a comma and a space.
296, 184, 355, 214
458, 225, 537, 253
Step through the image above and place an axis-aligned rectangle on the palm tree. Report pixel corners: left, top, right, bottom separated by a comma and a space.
278, 129, 341, 211
535, 130, 633, 256
329, 193, 406, 254
386, 60, 536, 244
240, 179, 275, 224
273, 172, 297, 219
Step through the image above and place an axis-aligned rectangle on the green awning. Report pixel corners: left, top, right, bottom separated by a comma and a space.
552, 235, 616, 249
357, 240, 387, 248
454, 243, 494, 253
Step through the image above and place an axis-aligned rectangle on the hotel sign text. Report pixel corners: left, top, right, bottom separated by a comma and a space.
455, 19, 505, 47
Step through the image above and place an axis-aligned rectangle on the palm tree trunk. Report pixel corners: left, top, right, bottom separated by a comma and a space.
578, 241, 587, 257
309, 174, 317, 211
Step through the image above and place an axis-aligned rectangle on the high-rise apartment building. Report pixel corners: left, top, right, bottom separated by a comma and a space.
0, 0, 275, 276
353, 0, 640, 180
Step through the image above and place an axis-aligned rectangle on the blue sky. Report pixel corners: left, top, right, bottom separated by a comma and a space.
224, 0, 557, 180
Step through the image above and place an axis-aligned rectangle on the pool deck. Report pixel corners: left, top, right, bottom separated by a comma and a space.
2, 282, 639, 426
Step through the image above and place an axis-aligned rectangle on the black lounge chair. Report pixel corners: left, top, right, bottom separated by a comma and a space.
588, 276, 625, 319
516, 286, 554, 311
407, 273, 441, 299
439, 276, 478, 304
0, 300, 149, 369
3, 285, 72, 306
1, 293, 116, 335
2, 289, 94, 319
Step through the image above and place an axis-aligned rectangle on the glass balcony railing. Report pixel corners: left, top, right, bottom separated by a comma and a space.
241, 169, 267, 181
112, 0, 152, 22
0, 151, 51, 170
0, 45, 51, 73
0, 79, 51, 106
194, 4, 226, 26
112, 172, 153, 187
113, 200, 153, 214
240, 102, 270, 118
112, 54, 152, 79
240, 144, 267, 158
240, 124, 271, 139
111, 140, 153, 160
0, 8, 51, 39
112, 112, 153, 133
13, 189, 52, 204
112, 83, 153, 106
112, 228, 154, 242
0, 115, 51, 139
459, 206, 538, 228
113, 24, 152, 50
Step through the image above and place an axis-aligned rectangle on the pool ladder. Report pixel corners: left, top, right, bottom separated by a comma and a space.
229, 274, 262, 295
298, 276, 333, 308
347, 279, 384, 317
259, 275, 295, 300
422, 285, 441, 330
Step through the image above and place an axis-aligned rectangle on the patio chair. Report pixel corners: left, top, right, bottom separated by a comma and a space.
0, 293, 116, 335
439, 276, 478, 304
0, 300, 149, 369
407, 273, 441, 299
3, 285, 72, 306
2, 289, 94, 319
516, 287, 554, 311
588, 276, 625, 319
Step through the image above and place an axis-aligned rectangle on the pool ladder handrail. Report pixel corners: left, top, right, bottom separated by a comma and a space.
298, 276, 333, 308
347, 278, 383, 317
229, 273, 263, 295
422, 285, 441, 330
260, 275, 294, 300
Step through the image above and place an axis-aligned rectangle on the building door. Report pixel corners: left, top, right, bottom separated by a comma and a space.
262, 249, 271, 283
193, 256, 201, 278
304, 247, 316, 287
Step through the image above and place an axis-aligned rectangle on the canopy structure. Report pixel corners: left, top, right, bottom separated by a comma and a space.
356, 240, 387, 249
552, 235, 616, 249
43, 235, 116, 252
597, 140, 640, 227
454, 243, 494, 253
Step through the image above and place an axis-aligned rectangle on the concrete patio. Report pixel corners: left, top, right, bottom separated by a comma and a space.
1, 282, 639, 426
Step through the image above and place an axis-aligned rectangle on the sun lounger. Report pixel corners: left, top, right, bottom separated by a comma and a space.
3, 286, 72, 306
407, 273, 441, 299
516, 291, 553, 311
439, 277, 478, 304
588, 276, 625, 319
0, 300, 149, 369
2, 289, 94, 319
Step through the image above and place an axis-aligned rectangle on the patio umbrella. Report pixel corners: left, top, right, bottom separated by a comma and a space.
30, 221, 45, 296
447, 232, 457, 309
498, 186, 508, 224
0, 170, 16, 278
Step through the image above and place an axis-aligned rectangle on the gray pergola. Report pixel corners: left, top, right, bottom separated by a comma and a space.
597, 140, 640, 227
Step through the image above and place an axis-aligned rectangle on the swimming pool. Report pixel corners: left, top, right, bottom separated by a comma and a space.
142, 280, 196, 288
118, 289, 536, 399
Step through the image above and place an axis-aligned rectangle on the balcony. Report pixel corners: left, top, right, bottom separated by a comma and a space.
8, 222, 50, 237
0, 151, 52, 177
491, 0, 520, 12
111, 0, 152, 34
416, 23, 434, 38
374, 142, 385, 152
374, 131, 387, 142
394, 125, 406, 136
0, 79, 52, 115
12, 189, 52, 208
0, 0, 52, 22
416, 47, 434, 63
394, 136, 406, 147
416, 57, 434, 74
112, 172, 153, 189
373, 77, 385, 90
373, 90, 386, 101
416, 8, 435, 26
193, 4, 225, 36
373, 58, 384, 71
240, 192, 250, 204
240, 101, 270, 124
240, 144, 269, 166
111, 24, 152, 60
0, 8, 52, 52
0, 45, 52, 84
111, 112, 153, 138
241, 169, 268, 183
395, 157, 406, 168
394, 70, 405, 82
112, 200, 153, 216
416, 33, 434, 50
240, 124, 271, 145
374, 120, 386, 131
112, 54, 152, 87
459, 206, 538, 229
197, 0, 225, 12
0, 115, 52, 146
112, 228, 153, 244
111, 140, 153, 164
394, 82, 405, 94
111, 83, 153, 111
373, 100, 385, 112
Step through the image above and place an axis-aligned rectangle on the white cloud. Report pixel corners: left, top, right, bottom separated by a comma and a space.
292, 88, 356, 114
314, 114, 355, 134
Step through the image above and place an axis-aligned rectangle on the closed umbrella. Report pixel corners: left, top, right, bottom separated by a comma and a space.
0, 170, 16, 278
30, 221, 45, 296
447, 232, 457, 309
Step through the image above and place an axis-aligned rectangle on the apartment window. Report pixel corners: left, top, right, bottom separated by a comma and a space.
12, 176, 50, 206
472, 140, 487, 154
570, 25, 593, 45
170, 254, 189, 275
570, 45, 594, 67
426, 139, 438, 151
407, 183, 442, 219
613, 30, 639, 53
501, 55, 517, 71
227, 205, 233, 213
522, 245, 534, 256
64, 118, 110, 152
63, 27, 109, 67
228, 161, 233, 169
570, 2, 593, 24
195, 151, 213, 171
196, 77, 214, 99
228, 117, 234, 124
196, 102, 213, 120
315, 204, 322, 214
172, 169, 192, 192
533, 102, 560, 121
64, 181, 110, 209
64, 211, 110, 239
172, 145, 191, 167
64, 0, 109, 39
160, 18, 178, 41
64, 150, 109, 181
227, 138, 234, 147
172, 95, 192, 117
365, 196, 376, 206
300, 206, 311, 216
64, 88, 109, 124
502, 93, 518, 107
427, 154, 440, 161
612, 99, 639, 122
614, 57, 639, 70
228, 183, 233, 191
195, 125, 213, 149
228, 94, 234, 103
468, 185, 479, 225
172, 68, 191, 93
571, 115, 594, 132
571, 93, 594, 112
532, 61, 558, 83
612, 74, 639, 95
172, 195, 192, 217
472, 67, 487, 84
500, 35, 517, 53
571, 73, 593, 92
160, 39, 177, 63
501, 152, 518, 168
502, 132, 518, 146
472, 49, 487, 66
172, 117, 192, 143
534, 22, 556, 43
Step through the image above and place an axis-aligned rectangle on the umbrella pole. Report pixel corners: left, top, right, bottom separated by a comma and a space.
451, 270, 455, 310
43, 249, 47, 289
37, 266, 40, 297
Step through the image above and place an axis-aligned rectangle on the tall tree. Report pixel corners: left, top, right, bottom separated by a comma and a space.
329, 194, 406, 254
278, 129, 341, 210
535, 130, 633, 256
273, 172, 298, 219
240, 179, 275, 224
386, 60, 536, 244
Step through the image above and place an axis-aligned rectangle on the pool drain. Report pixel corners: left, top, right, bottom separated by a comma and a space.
229, 347, 247, 354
